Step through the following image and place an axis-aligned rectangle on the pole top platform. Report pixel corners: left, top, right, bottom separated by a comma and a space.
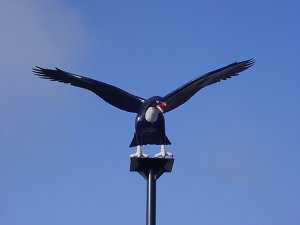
130, 157, 174, 180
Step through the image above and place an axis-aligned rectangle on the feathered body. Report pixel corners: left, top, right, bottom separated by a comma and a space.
130, 96, 171, 147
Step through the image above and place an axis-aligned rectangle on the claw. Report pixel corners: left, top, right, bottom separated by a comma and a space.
130, 145, 149, 158
130, 152, 149, 158
154, 145, 173, 158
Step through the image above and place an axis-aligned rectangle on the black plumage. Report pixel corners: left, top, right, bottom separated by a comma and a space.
33, 59, 254, 157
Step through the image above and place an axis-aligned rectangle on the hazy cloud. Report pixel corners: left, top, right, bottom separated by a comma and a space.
0, 0, 86, 69
0, 0, 88, 147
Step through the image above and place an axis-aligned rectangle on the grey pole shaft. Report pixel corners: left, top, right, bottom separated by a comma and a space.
130, 158, 174, 225
146, 169, 156, 225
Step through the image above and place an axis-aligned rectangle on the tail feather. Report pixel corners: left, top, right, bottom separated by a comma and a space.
129, 133, 171, 147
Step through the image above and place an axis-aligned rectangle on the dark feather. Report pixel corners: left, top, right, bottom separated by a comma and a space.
33, 67, 145, 113
163, 59, 255, 113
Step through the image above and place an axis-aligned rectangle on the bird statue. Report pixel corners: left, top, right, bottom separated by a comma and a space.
33, 59, 254, 158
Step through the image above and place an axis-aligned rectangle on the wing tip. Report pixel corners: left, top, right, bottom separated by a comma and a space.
32, 66, 44, 76
32, 66, 53, 80
243, 58, 255, 68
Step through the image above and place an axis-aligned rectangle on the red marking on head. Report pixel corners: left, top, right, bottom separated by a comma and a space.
156, 102, 167, 112
161, 102, 167, 108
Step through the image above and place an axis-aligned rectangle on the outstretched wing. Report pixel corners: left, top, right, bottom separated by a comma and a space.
33, 67, 145, 113
163, 59, 255, 113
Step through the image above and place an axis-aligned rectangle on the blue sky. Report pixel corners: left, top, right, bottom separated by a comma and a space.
1, 0, 299, 225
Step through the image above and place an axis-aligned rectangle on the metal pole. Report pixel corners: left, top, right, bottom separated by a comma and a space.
130, 158, 174, 225
146, 169, 156, 225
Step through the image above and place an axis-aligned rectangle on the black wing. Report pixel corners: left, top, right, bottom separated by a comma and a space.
33, 67, 145, 113
163, 59, 255, 113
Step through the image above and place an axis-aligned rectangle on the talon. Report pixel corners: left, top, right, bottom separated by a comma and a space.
142, 153, 149, 158
154, 145, 173, 158
130, 145, 149, 158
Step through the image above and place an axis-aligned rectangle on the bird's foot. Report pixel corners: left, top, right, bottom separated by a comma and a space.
130, 145, 149, 158
154, 151, 173, 158
130, 152, 149, 158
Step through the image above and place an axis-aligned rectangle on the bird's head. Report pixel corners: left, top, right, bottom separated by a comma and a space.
155, 100, 167, 113
146, 97, 168, 113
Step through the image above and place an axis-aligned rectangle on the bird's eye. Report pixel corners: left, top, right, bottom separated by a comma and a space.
156, 100, 159, 104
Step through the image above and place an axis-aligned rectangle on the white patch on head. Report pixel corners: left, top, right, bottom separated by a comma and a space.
145, 107, 160, 122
